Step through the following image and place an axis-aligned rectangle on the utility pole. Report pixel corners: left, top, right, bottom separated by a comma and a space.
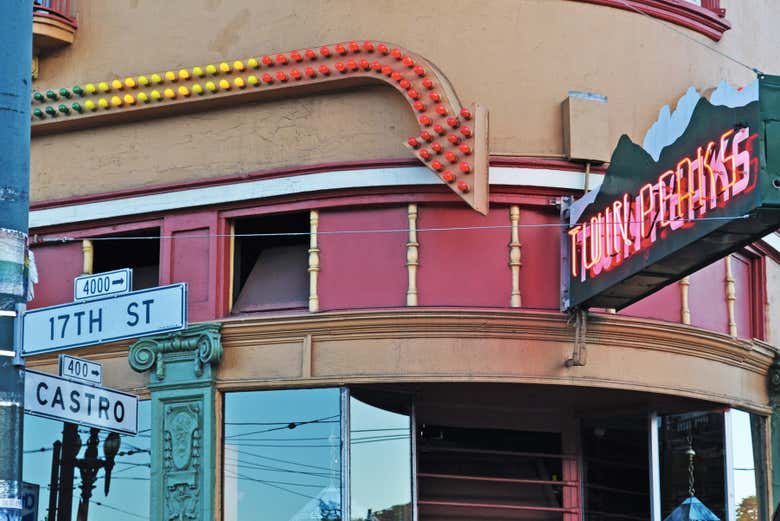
0, 2, 32, 521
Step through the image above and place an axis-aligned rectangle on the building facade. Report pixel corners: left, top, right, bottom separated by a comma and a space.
21, 2, 780, 521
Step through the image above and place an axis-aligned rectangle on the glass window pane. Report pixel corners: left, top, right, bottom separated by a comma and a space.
731, 410, 761, 521
660, 412, 726, 521
223, 388, 342, 521
349, 392, 411, 521
22, 400, 151, 521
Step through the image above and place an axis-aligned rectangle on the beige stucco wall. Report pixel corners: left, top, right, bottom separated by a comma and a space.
31, 0, 780, 201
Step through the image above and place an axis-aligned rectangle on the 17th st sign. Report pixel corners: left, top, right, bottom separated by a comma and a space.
22, 283, 187, 356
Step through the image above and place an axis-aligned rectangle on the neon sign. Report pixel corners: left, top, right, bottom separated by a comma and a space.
568, 127, 758, 282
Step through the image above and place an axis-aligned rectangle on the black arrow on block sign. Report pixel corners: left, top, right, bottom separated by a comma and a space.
111, 278, 124, 285
90, 370, 100, 376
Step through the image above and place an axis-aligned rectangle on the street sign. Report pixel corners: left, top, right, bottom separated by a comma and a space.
21, 483, 38, 521
74, 268, 132, 301
59, 354, 102, 385
22, 283, 187, 356
24, 370, 138, 435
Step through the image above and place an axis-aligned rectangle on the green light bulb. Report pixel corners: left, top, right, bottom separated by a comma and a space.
33, 108, 44, 119
45, 90, 58, 100
59, 88, 71, 98
33, 91, 44, 102
72, 85, 84, 96
58, 104, 70, 114
44, 106, 57, 116
71, 102, 82, 113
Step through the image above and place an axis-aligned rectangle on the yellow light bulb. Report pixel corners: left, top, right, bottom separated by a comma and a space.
151, 73, 162, 84
150, 90, 162, 101
84, 99, 96, 111
85, 83, 97, 94
247, 58, 259, 69
218, 79, 231, 90
137, 75, 149, 86
233, 60, 245, 71
98, 82, 110, 92
178, 86, 190, 96
123, 94, 136, 105
206, 64, 217, 75
137, 92, 149, 103
219, 62, 231, 73
178, 69, 190, 80
124, 77, 136, 89
192, 84, 204, 95
247, 75, 259, 86
111, 96, 122, 107
192, 66, 204, 77
205, 81, 217, 92
164, 88, 176, 99
164, 71, 177, 82
111, 79, 123, 90
97, 98, 109, 109
234, 77, 245, 88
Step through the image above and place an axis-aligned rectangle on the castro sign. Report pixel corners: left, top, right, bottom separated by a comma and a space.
24, 370, 138, 435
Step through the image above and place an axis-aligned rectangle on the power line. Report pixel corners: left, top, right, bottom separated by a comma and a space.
232, 449, 336, 472
37, 214, 751, 244
90, 500, 146, 520
615, 0, 761, 75
225, 415, 340, 440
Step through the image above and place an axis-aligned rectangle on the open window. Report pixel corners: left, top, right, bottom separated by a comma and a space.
232, 212, 309, 313
92, 228, 160, 290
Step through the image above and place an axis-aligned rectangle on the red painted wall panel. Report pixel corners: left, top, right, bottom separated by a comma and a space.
417, 205, 510, 307
620, 282, 682, 323
319, 207, 408, 310
731, 255, 753, 339
517, 207, 561, 310
28, 242, 83, 309
688, 259, 729, 335
161, 211, 228, 322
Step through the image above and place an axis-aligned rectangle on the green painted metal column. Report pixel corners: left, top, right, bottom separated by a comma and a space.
128, 323, 222, 521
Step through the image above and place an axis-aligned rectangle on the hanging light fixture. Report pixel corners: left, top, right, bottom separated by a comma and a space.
662, 435, 720, 521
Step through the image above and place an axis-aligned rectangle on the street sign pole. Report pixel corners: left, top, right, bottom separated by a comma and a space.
0, 4, 32, 521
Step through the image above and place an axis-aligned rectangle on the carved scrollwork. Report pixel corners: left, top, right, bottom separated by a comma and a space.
163, 401, 202, 521
128, 323, 222, 380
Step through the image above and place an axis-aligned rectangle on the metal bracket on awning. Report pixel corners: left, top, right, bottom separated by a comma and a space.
565, 307, 588, 368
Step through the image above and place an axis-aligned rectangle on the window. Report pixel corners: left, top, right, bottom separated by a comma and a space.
232, 213, 309, 313
92, 229, 160, 290
223, 388, 343, 521
23, 400, 151, 521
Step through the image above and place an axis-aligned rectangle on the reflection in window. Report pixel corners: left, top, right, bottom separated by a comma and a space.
730, 410, 765, 521
581, 416, 650, 521
349, 392, 412, 521
660, 412, 726, 521
22, 400, 151, 521
223, 388, 342, 521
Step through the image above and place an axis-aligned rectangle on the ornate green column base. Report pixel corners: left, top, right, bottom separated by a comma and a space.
768, 354, 780, 510
129, 323, 222, 521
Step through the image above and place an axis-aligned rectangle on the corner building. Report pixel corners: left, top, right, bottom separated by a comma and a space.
22, 2, 780, 521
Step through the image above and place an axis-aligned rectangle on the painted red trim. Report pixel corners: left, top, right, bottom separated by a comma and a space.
31, 219, 162, 242
572, 0, 730, 41
30, 156, 593, 211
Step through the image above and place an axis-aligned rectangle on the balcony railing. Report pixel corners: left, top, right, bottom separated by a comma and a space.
33, 0, 78, 29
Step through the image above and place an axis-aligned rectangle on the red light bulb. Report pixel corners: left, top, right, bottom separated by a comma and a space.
402, 56, 414, 67
433, 124, 445, 135
407, 137, 420, 148
445, 151, 457, 163
435, 105, 447, 116
291, 51, 303, 62
363, 41, 375, 52
348, 41, 360, 52
459, 143, 471, 155
377, 43, 389, 55
419, 149, 431, 160
359, 59, 371, 70
334, 62, 346, 73
413, 101, 426, 112
318, 65, 330, 75
407, 89, 419, 99
305, 67, 317, 78
381, 66, 392, 76
261, 55, 273, 66
346, 60, 358, 71
320, 46, 331, 57
447, 134, 461, 145
391, 48, 403, 59
399, 79, 411, 89
371, 61, 382, 71
262, 73, 274, 84
391, 72, 403, 82
442, 171, 455, 182
460, 108, 472, 120
420, 131, 433, 142
290, 68, 302, 80
431, 160, 443, 171
422, 78, 434, 89
413, 65, 425, 76
304, 49, 317, 60
429, 92, 441, 102
447, 117, 459, 128
457, 180, 470, 192
459, 162, 471, 173
275, 71, 288, 81
431, 142, 442, 153
460, 126, 472, 137
419, 115, 432, 126
276, 54, 288, 65
335, 44, 347, 55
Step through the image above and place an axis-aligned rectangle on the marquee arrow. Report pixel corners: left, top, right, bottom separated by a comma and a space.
30, 40, 490, 214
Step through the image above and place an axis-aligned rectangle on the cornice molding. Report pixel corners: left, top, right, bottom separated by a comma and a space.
220, 309, 775, 375
572, 0, 731, 41
128, 322, 223, 381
